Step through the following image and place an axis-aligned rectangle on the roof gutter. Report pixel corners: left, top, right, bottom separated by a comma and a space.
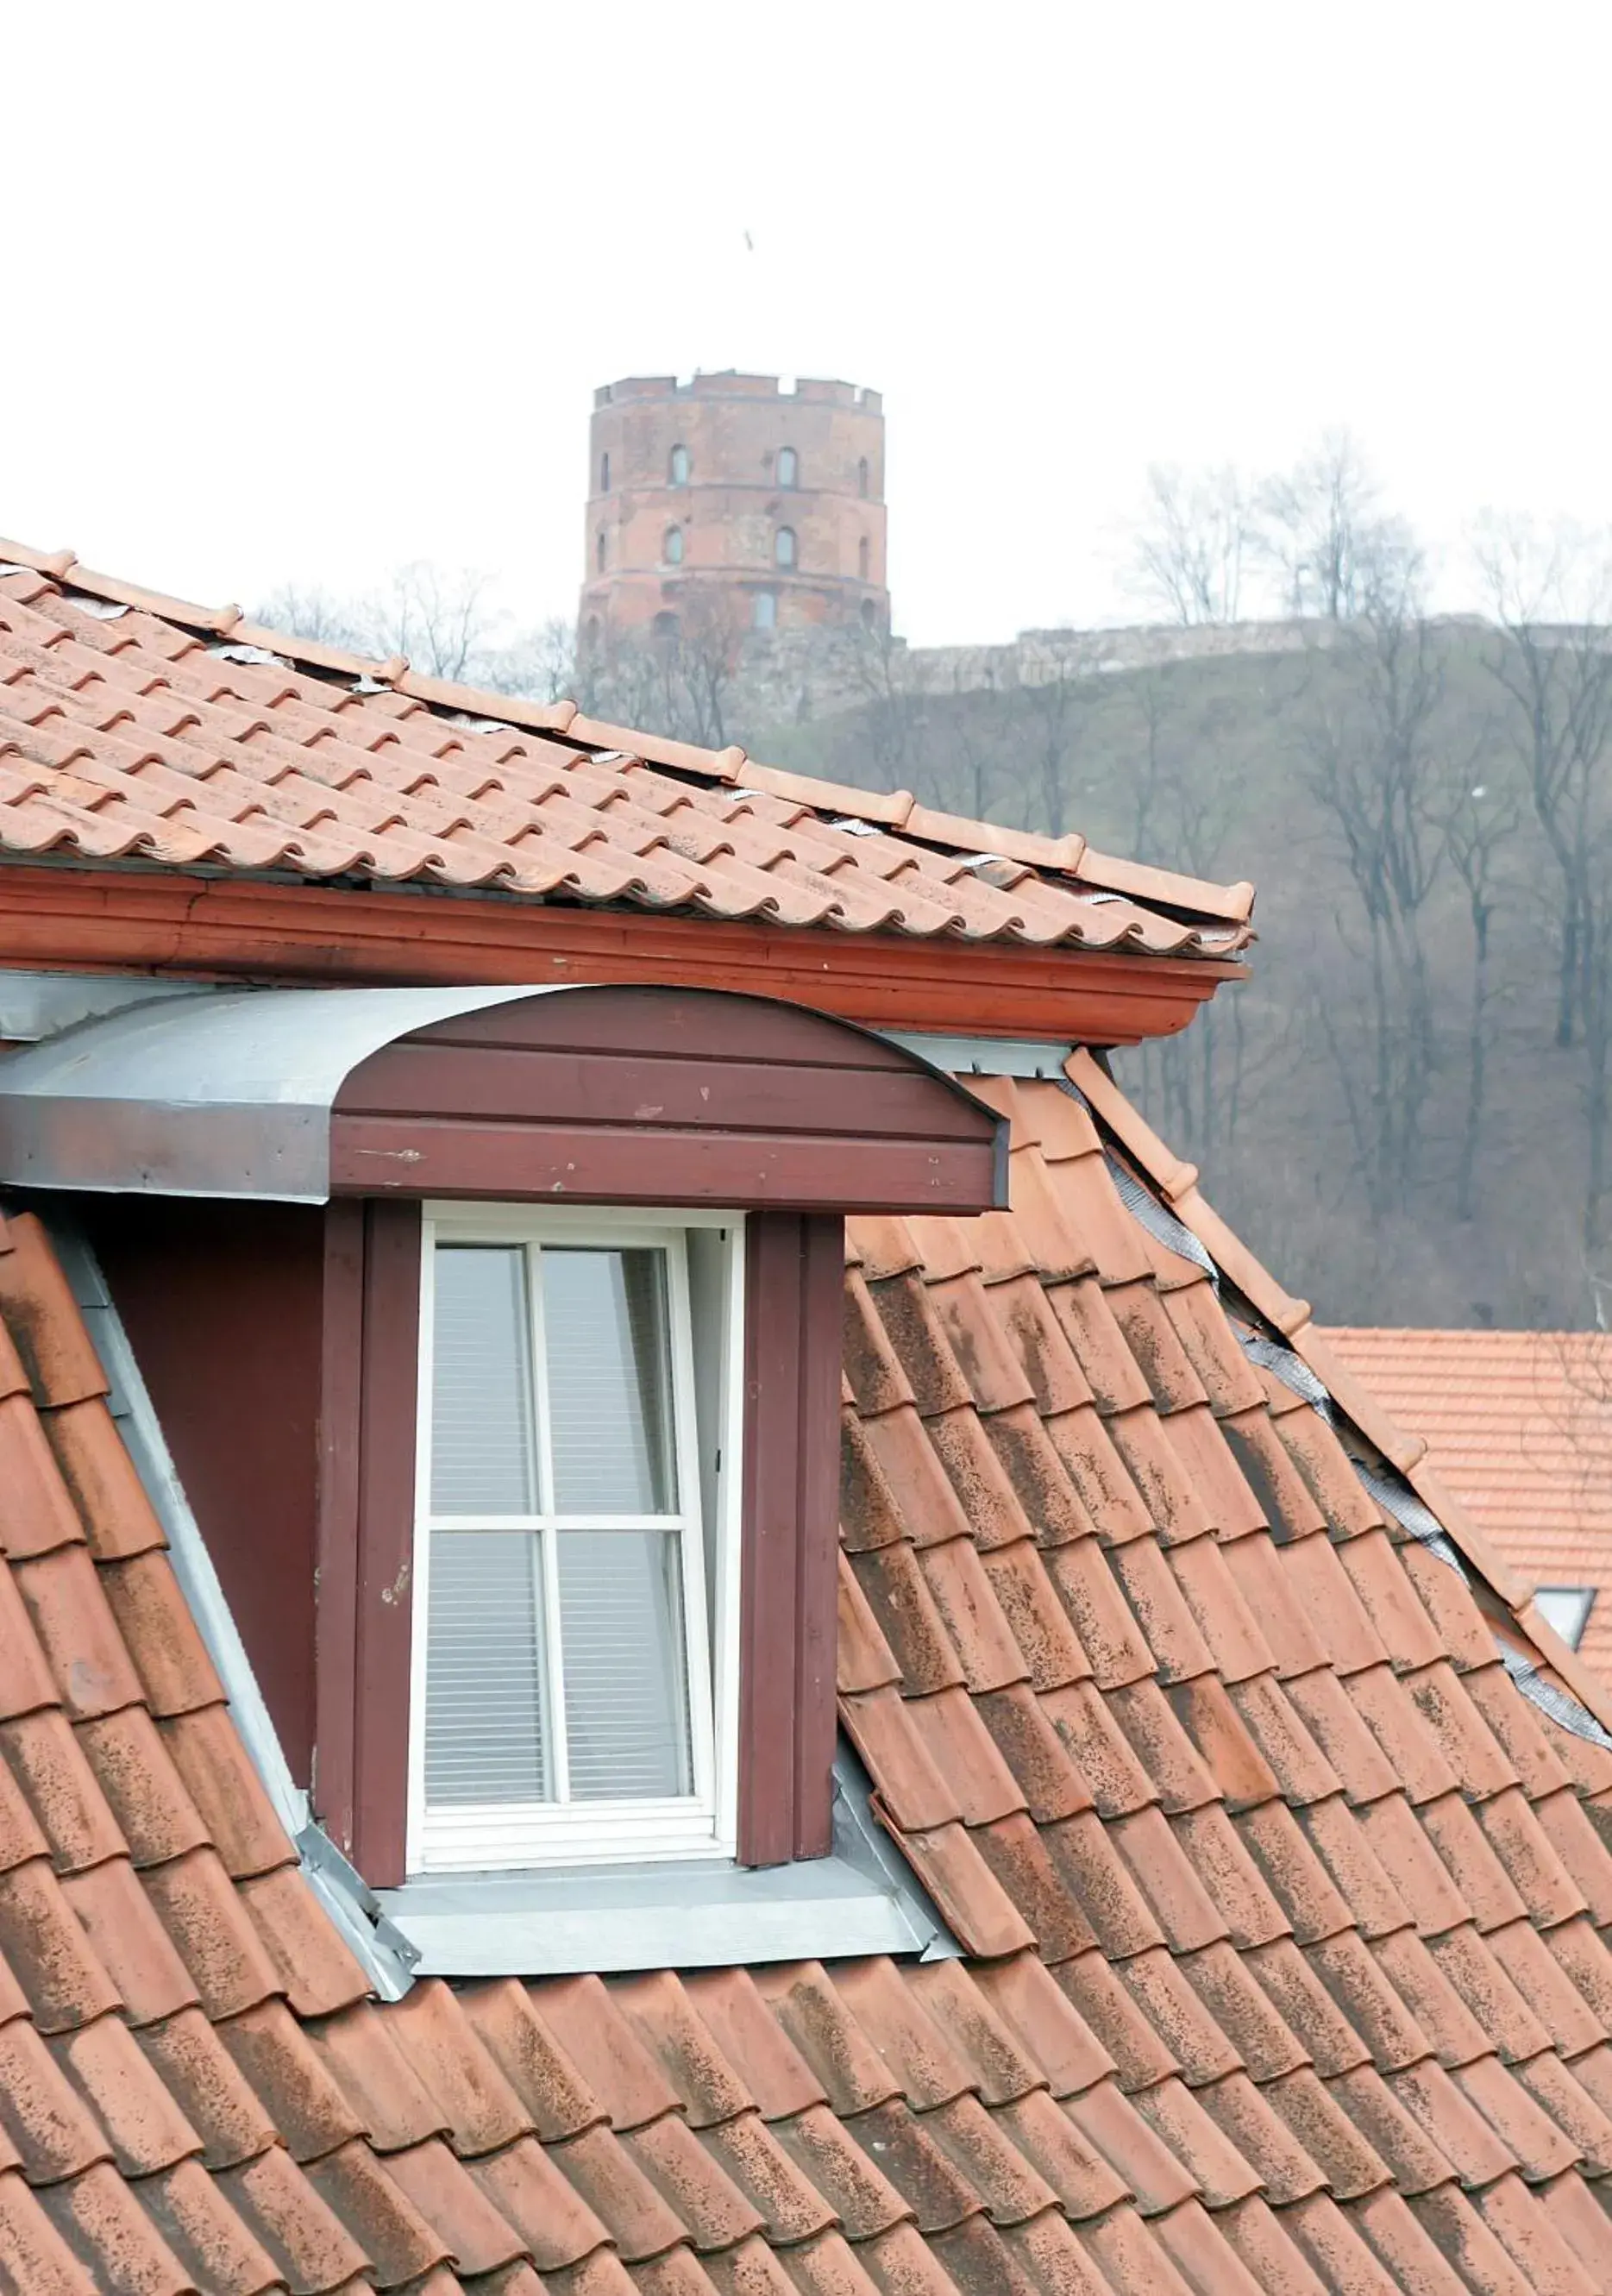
0, 865, 1243, 1047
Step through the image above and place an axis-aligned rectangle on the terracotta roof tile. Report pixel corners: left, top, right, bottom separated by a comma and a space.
615, 2109, 766, 2250
1113, 1944, 1241, 2084
0, 550, 1254, 969
136, 2153, 285, 2293
1051, 1953, 1181, 2092
1165, 1805, 1289, 1951
969, 1681, 1096, 1823
0, 2014, 110, 2180
11, 1064, 1612, 2291
214, 2137, 379, 2289
758, 2117, 900, 2249
135, 2007, 279, 2171
35, 2160, 198, 2296
455, 1983, 605, 2143
66, 1710, 205, 1874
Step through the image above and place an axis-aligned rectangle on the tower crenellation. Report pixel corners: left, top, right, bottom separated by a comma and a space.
578, 371, 888, 650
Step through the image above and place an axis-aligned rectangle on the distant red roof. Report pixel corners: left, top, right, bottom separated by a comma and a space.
1324, 1328, 1612, 1680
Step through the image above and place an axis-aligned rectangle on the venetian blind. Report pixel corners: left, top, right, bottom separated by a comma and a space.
424, 1529, 549, 1804
543, 1248, 673, 1514
557, 1528, 692, 1798
431, 1246, 535, 1515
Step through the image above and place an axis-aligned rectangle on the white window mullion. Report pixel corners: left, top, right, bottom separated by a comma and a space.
527, 1244, 569, 1804
667, 1236, 716, 1813
528, 1241, 557, 1518
539, 1524, 569, 1804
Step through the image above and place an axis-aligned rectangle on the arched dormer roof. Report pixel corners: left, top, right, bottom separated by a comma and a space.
0, 982, 1007, 1212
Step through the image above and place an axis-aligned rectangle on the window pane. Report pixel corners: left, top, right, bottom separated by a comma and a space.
425, 1531, 550, 1804
543, 1249, 674, 1513
557, 1529, 692, 1798
431, 1246, 536, 1514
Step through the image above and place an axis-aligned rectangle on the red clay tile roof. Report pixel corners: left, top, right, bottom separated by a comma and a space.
9, 1063, 1612, 2289
0, 543, 1253, 957
1321, 1330, 1612, 1684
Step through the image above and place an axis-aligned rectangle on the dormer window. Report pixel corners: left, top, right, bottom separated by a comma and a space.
412, 1208, 739, 1870
70, 982, 1003, 1923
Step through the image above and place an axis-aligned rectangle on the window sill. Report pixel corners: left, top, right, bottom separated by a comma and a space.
378, 1753, 957, 1978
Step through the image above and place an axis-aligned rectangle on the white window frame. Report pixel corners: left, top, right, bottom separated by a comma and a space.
407, 1202, 744, 1875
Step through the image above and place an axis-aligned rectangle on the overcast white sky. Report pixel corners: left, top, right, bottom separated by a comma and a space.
5, 3, 1609, 647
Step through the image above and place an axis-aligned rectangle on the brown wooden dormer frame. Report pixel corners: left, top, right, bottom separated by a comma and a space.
86, 986, 1003, 1889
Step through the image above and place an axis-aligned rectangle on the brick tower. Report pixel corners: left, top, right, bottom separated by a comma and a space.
578, 373, 888, 649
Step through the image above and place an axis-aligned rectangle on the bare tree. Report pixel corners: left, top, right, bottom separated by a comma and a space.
673, 593, 747, 749
258, 562, 543, 690
1439, 758, 1521, 1220
1016, 652, 1088, 839
484, 618, 578, 704
376, 563, 497, 681
1301, 554, 1448, 1214
1475, 519, 1612, 1254
950, 659, 1008, 824
1475, 518, 1612, 1043
254, 582, 372, 652
1118, 670, 1256, 1158
1260, 430, 1418, 620
1126, 464, 1256, 624
844, 621, 927, 796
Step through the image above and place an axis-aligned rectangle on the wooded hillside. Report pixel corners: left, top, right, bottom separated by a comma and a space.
744, 620, 1612, 1332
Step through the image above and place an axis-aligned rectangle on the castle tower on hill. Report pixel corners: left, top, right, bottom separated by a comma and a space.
578, 372, 888, 649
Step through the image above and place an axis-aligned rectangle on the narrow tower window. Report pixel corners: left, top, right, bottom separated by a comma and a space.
775, 527, 797, 570
752, 592, 776, 630
664, 525, 685, 566
669, 445, 690, 486
599, 450, 611, 493
777, 447, 798, 490
858, 536, 870, 581
858, 457, 869, 499
596, 530, 606, 574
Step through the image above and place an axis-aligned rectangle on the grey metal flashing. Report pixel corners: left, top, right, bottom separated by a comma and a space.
378, 1750, 959, 1979
0, 984, 545, 1201
44, 1217, 417, 2000
0, 969, 214, 1043
884, 1031, 1076, 1079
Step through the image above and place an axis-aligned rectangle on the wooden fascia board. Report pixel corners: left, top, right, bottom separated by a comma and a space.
0, 865, 1244, 1046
